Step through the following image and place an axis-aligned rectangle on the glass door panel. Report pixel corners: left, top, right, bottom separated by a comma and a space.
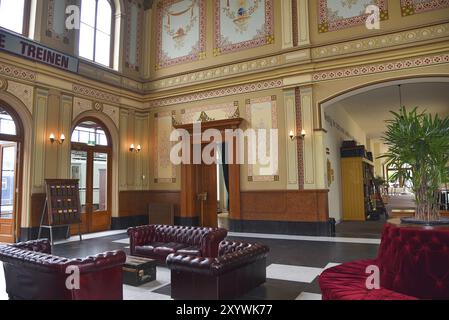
93, 152, 108, 213
70, 150, 88, 213
0, 144, 16, 219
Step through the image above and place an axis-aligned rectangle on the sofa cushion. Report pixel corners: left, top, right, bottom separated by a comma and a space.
176, 246, 201, 256
135, 242, 166, 256
153, 242, 188, 257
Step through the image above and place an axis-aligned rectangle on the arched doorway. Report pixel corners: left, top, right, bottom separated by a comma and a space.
70, 118, 112, 234
319, 78, 449, 226
0, 102, 23, 243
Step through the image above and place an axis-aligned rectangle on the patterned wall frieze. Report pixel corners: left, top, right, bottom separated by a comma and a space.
318, 0, 388, 33
0, 63, 36, 81
155, 0, 207, 69
72, 84, 121, 104
214, 0, 274, 56
401, 0, 449, 16
147, 79, 284, 108
148, 55, 282, 91
6, 80, 34, 114
312, 53, 449, 82
312, 23, 449, 59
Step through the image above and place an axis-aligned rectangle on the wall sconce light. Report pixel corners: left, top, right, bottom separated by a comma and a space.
49, 133, 65, 144
129, 144, 142, 153
289, 129, 306, 141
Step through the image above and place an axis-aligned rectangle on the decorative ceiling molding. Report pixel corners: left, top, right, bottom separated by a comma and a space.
147, 79, 284, 108
0, 63, 36, 81
312, 53, 449, 82
312, 23, 449, 59
148, 55, 282, 91
72, 84, 121, 104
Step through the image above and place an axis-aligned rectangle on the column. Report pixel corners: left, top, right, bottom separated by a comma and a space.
281, 0, 294, 49
283, 89, 299, 189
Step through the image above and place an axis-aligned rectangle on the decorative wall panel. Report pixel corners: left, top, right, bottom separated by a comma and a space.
126, 0, 144, 71
154, 111, 177, 183
245, 96, 278, 182
400, 0, 449, 16
181, 102, 239, 124
318, 0, 388, 33
214, 0, 274, 55
6, 81, 33, 114
156, 0, 206, 69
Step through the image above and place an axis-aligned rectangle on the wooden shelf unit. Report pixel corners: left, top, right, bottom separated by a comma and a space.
341, 157, 375, 221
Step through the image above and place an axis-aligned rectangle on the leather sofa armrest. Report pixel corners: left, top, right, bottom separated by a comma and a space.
201, 228, 228, 258
213, 243, 269, 274
167, 242, 269, 276
167, 254, 216, 275
127, 225, 155, 255
71, 250, 127, 274
11, 239, 52, 254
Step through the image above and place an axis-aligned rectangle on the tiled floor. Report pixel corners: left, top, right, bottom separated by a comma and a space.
0, 223, 383, 300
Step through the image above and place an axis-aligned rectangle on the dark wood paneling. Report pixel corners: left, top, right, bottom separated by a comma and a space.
240, 190, 329, 222
31, 193, 46, 227
119, 190, 181, 217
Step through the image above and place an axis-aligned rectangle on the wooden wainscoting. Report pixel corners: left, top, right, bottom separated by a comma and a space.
119, 190, 181, 217
240, 190, 329, 222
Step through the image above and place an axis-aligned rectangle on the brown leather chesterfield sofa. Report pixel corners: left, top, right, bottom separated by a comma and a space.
0, 239, 126, 300
127, 224, 228, 262
167, 241, 269, 300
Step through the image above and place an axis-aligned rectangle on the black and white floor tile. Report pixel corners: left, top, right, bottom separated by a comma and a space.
0, 224, 382, 300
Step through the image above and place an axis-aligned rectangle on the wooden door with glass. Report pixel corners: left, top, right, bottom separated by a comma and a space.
70, 119, 111, 234
0, 105, 22, 243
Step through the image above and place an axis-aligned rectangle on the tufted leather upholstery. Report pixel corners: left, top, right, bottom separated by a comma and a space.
0, 239, 126, 300
166, 240, 269, 299
167, 241, 269, 276
319, 222, 449, 300
127, 225, 228, 262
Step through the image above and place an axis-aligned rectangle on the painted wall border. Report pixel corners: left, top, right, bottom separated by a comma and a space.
312, 53, 449, 82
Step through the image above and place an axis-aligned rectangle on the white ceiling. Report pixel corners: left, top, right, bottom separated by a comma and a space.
329, 82, 449, 138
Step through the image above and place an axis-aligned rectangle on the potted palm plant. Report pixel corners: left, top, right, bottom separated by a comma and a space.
382, 107, 449, 225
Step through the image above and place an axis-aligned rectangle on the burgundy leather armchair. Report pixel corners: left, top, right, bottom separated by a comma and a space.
0, 239, 126, 300
127, 224, 228, 262
167, 241, 269, 300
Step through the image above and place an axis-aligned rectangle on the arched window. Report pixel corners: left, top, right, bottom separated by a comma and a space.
79, 0, 113, 67
71, 120, 109, 146
0, 0, 31, 35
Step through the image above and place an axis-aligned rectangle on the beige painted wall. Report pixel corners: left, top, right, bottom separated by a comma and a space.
323, 106, 368, 221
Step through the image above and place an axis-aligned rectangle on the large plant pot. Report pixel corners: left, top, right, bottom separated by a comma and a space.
401, 216, 449, 226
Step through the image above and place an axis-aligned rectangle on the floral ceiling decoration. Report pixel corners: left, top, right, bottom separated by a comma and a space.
318, 0, 388, 33
156, 0, 206, 69
400, 0, 449, 16
214, 0, 274, 56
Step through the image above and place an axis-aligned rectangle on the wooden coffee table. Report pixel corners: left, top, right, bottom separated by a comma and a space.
123, 256, 157, 286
